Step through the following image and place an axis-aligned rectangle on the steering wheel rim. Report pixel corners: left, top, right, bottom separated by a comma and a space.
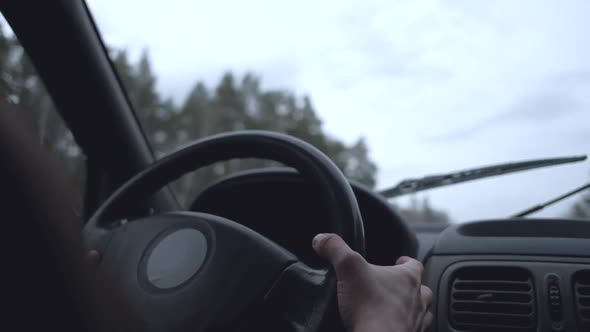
84, 130, 365, 331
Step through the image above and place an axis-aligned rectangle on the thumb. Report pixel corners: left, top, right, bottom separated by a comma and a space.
312, 233, 366, 277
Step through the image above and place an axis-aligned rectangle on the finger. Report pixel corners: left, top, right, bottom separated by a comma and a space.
312, 233, 366, 277
396, 256, 424, 276
396, 256, 411, 265
312, 233, 350, 260
421, 311, 434, 332
421, 285, 433, 309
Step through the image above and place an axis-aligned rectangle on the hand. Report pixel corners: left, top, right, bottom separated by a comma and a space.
312, 233, 433, 332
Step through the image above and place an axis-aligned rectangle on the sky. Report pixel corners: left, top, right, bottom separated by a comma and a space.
86, 0, 589, 222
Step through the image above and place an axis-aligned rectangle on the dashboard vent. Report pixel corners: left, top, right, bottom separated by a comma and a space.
573, 270, 590, 330
449, 266, 536, 331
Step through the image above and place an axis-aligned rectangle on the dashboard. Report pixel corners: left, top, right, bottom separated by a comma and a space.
190, 169, 590, 332
425, 219, 590, 332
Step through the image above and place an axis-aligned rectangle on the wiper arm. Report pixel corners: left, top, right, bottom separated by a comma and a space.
511, 182, 590, 217
380, 155, 587, 198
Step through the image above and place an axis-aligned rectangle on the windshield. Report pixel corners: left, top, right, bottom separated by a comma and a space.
87, 0, 589, 223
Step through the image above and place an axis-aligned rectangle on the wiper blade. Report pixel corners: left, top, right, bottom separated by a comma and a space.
380, 155, 587, 198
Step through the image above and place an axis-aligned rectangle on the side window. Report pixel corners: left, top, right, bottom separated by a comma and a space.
0, 19, 86, 211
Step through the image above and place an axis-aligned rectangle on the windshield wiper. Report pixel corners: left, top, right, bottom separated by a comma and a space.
511, 182, 590, 217
380, 155, 587, 198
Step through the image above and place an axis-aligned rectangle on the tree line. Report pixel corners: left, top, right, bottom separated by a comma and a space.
110, 50, 379, 205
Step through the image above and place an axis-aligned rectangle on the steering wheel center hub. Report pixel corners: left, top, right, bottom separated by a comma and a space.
143, 227, 209, 290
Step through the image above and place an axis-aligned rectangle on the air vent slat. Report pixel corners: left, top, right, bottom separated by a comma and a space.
453, 300, 533, 305
453, 302, 533, 315
453, 312, 534, 327
449, 266, 536, 331
453, 290, 532, 302
455, 279, 531, 284
574, 270, 590, 330
454, 281, 531, 291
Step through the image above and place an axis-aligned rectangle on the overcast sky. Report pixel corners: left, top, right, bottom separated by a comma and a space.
87, 0, 589, 222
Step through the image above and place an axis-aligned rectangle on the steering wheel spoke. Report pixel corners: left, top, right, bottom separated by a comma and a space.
264, 262, 335, 332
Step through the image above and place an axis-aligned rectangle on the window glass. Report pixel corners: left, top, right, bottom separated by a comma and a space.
88, 1, 589, 222
0, 19, 86, 212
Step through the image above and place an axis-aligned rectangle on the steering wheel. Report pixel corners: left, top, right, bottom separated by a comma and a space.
83, 131, 365, 332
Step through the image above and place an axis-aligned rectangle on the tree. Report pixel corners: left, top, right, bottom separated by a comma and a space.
170, 82, 219, 201
568, 187, 590, 219
178, 82, 210, 138
392, 196, 450, 224
112, 49, 175, 155
571, 199, 589, 218
329, 137, 377, 188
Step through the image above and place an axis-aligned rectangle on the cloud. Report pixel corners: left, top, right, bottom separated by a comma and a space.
426, 71, 590, 142
429, 95, 579, 141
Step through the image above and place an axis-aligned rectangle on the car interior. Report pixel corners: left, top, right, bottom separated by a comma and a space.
3, 1, 590, 332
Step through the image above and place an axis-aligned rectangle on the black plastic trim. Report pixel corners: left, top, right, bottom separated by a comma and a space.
433, 219, 590, 257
